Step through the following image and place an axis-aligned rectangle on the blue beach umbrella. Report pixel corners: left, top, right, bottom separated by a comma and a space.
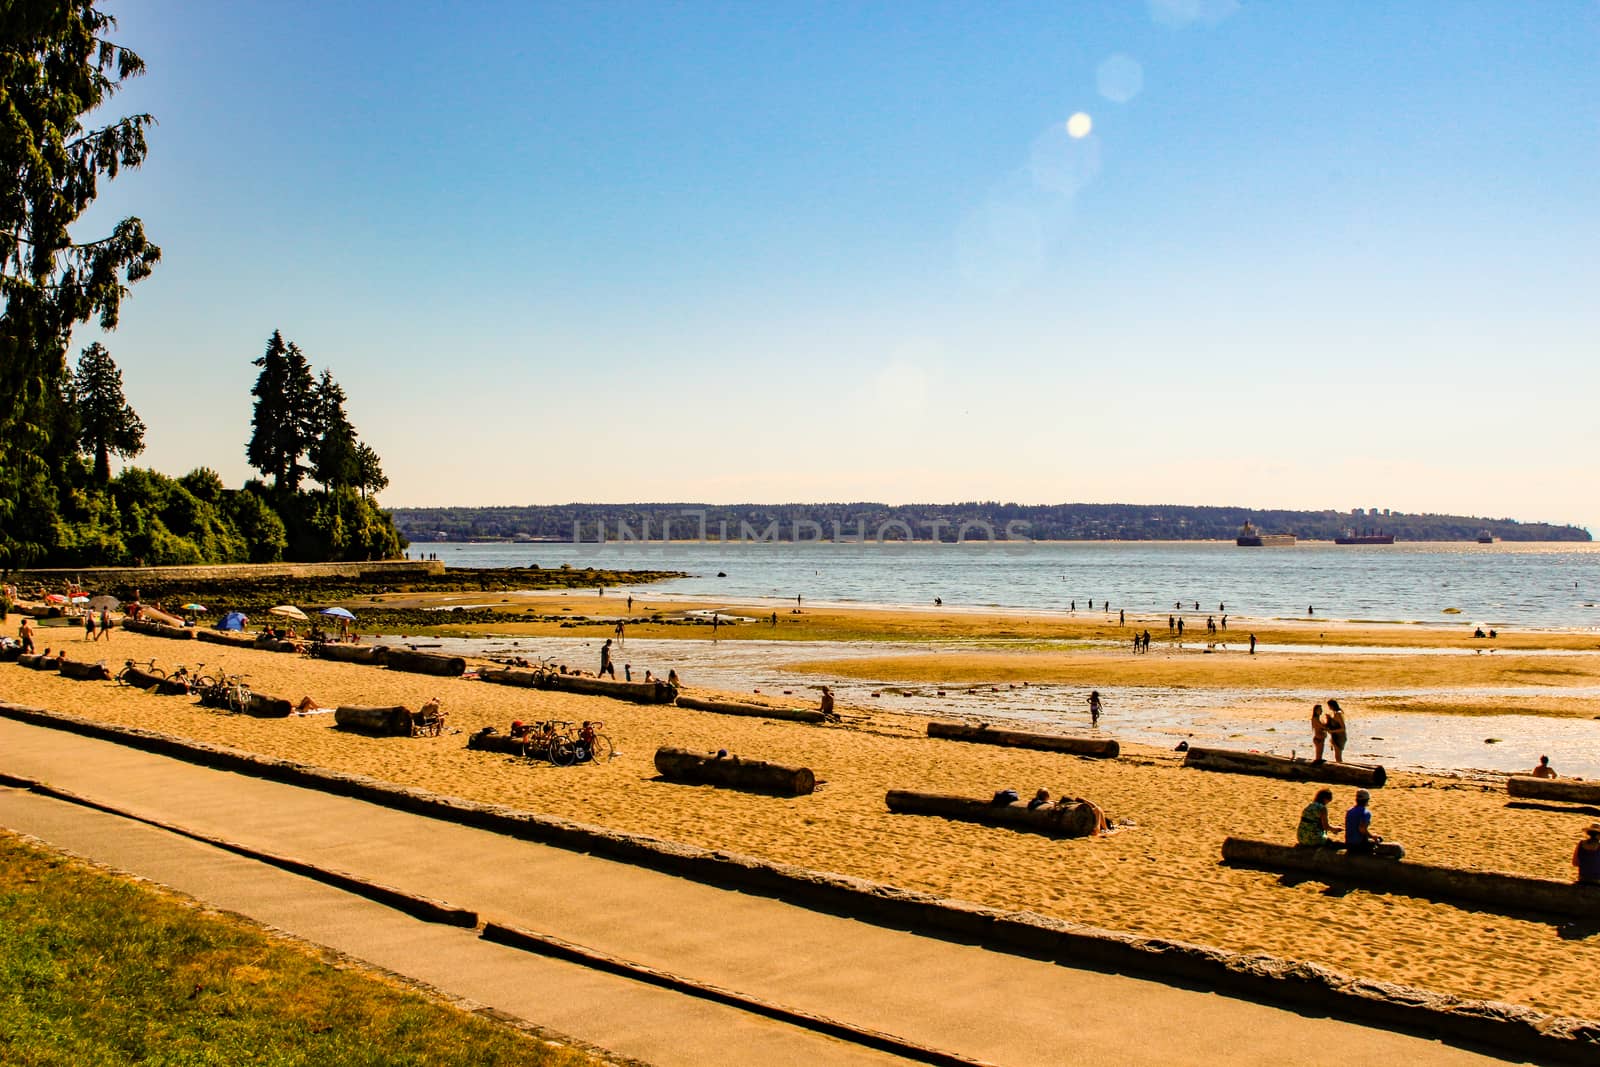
319, 607, 356, 621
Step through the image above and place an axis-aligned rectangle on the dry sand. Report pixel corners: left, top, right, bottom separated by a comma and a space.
4, 620, 1600, 1024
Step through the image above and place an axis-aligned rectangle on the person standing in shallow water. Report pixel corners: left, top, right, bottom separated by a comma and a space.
1087, 690, 1102, 727
1310, 704, 1327, 762
598, 638, 615, 679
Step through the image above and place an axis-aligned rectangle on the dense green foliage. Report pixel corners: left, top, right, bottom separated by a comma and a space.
0, 7, 404, 570
0, 832, 596, 1066
0, 2, 160, 569
392, 502, 1592, 543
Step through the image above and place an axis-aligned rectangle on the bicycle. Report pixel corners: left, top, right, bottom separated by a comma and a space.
116, 658, 164, 685
168, 663, 216, 691
573, 719, 614, 765
513, 720, 576, 767
200, 673, 251, 714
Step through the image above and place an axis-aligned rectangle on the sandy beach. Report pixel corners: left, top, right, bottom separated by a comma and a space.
4, 609, 1600, 1024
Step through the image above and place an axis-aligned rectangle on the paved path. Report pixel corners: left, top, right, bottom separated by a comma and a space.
0, 718, 1519, 1066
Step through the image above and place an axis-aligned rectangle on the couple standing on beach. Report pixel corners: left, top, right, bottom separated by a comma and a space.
1311, 700, 1347, 763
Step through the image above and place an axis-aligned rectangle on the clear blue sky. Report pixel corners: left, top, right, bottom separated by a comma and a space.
81, 1, 1599, 530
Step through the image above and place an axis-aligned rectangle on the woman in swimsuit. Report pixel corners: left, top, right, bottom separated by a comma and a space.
1310, 704, 1326, 762
1324, 699, 1348, 763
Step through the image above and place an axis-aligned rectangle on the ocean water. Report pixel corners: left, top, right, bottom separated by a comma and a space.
406, 540, 1600, 631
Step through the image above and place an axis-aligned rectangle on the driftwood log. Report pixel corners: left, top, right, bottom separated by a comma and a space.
123, 619, 195, 641
653, 747, 815, 796
313, 643, 386, 666
253, 636, 301, 653
155, 676, 193, 697
676, 694, 826, 724
138, 607, 186, 627
544, 673, 678, 704
58, 659, 113, 681
243, 692, 293, 718
0, 644, 20, 662
197, 629, 256, 648
1507, 776, 1600, 805
886, 790, 1105, 838
335, 704, 414, 736
380, 648, 466, 677
18, 653, 61, 670
466, 727, 527, 755
118, 666, 164, 690
1184, 747, 1387, 788
1221, 837, 1600, 920
927, 721, 1119, 759
478, 667, 543, 689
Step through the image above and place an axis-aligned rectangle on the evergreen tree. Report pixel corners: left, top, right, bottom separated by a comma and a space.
308, 369, 359, 491
0, 2, 160, 567
355, 442, 388, 499
246, 330, 316, 491
71, 341, 145, 482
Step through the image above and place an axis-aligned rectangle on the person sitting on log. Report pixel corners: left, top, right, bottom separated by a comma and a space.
1343, 790, 1402, 858
667, 669, 681, 688
1531, 755, 1558, 779
1576, 825, 1600, 886
1027, 788, 1051, 810
1297, 788, 1341, 848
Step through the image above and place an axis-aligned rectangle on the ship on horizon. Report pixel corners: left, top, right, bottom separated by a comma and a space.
1236, 520, 1296, 547
1334, 528, 1396, 545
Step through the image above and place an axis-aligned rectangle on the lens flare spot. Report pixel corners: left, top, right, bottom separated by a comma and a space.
1066, 112, 1093, 139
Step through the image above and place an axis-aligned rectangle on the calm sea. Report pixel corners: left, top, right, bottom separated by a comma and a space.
406, 540, 1600, 631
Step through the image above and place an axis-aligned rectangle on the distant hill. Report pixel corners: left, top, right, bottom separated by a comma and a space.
388, 503, 1591, 544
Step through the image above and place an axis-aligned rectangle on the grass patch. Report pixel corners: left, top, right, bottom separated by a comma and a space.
0, 832, 598, 1066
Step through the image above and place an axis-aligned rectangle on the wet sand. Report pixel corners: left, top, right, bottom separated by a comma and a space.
4, 622, 1600, 1024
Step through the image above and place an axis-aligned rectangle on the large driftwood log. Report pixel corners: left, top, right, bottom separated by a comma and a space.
927, 721, 1119, 759
675, 695, 826, 724
243, 692, 293, 718
334, 704, 414, 736
253, 636, 301, 653
886, 790, 1105, 838
118, 666, 164, 690
1221, 837, 1600, 920
18, 652, 61, 670
58, 659, 113, 681
313, 643, 386, 666
543, 673, 678, 704
138, 607, 185, 627
466, 727, 527, 755
1184, 746, 1386, 788
653, 747, 815, 796
380, 648, 466, 677
198, 629, 256, 648
1507, 776, 1600, 805
123, 619, 196, 640
479, 667, 543, 688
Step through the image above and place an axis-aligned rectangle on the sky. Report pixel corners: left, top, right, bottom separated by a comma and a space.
78, 1, 1599, 530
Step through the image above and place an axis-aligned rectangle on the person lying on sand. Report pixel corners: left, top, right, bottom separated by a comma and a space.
295, 696, 320, 713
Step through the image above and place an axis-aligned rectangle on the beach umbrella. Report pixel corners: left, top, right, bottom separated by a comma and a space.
88, 595, 120, 611
181, 603, 208, 613
70, 594, 89, 605
319, 606, 356, 621
269, 605, 309, 622
44, 593, 68, 604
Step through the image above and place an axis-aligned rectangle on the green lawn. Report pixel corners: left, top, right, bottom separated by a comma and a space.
0, 832, 600, 1065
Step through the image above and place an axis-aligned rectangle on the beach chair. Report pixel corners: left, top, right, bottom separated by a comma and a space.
412, 698, 446, 737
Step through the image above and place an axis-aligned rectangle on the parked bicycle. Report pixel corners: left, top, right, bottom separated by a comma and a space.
168, 663, 216, 691
511, 719, 576, 766
199, 673, 251, 714
573, 720, 614, 765
116, 658, 163, 685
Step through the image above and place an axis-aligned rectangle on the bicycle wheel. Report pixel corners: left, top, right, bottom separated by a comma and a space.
585, 734, 614, 764
547, 738, 577, 767
192, 674, 216, 690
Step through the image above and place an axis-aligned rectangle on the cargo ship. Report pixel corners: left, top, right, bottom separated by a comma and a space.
1334, 529, 1395, 545
1477, 530, 1499, 544
1236, 521, 1295, 547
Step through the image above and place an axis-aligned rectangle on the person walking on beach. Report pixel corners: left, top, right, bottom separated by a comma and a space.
1142, 629, 1150, 652
1176, 618, 1184, 638
1324, 699, 1348, 762
1249, 633, 1257, 654
626, 595, 633, 612
1088, 690, 1102, 727
711, 613, 720, 640
97, 607, 111, 641
19, 616, 35, 654
1297, 789, 1340, 848
1221, 615, 1227, 631
83, 612, 94, 640
1574, 825, 1600, 885
598, 639, 615, 679
1119, 609, 1125, 626
1167, 615, 1174, 633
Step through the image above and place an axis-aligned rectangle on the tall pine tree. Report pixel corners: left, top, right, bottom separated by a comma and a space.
246, 330, 316, 491
71, 341, 145, 483
0, 2, 160, 567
